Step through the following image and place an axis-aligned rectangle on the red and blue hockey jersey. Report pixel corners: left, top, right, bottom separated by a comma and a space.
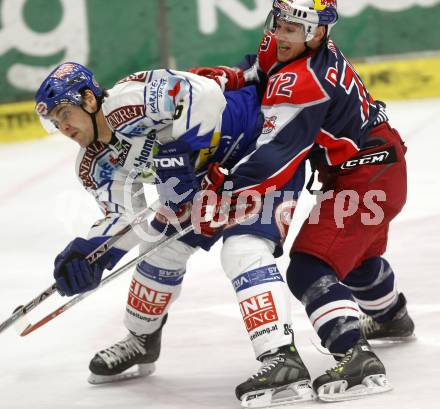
229, 33, 388, 194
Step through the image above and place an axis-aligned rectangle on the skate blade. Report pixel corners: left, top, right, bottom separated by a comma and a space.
368, 334, 417, 347
240, 380, 315, 408
317, 374, 392, 402
88, 363, 156, 385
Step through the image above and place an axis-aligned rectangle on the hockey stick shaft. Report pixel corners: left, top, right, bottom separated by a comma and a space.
0, 200, 161, 335
20, 224, 194, 336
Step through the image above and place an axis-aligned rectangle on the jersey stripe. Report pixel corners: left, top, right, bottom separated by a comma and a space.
232, 144, 312, 194
316, 128, 359, 165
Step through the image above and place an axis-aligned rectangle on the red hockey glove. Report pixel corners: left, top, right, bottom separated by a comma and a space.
189, 66, 245, 91
191, 163, 263, 237
191, 163, 232, 237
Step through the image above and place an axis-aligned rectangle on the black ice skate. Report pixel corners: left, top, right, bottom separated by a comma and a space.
313, 338, 392, 402
88, 316, 166, 384
236, 343, 314, 408
360, 293, 415, 344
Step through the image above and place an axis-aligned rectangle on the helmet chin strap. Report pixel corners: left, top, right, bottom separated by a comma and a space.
81, 97, 103, 144
90, 110, 99, 143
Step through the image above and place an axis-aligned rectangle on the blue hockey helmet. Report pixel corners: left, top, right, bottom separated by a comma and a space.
265, 0, 338, 42
35, 62, 103, 118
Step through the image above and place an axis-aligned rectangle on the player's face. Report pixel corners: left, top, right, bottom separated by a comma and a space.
274, 20, 307, 62
48, 104, 94, 148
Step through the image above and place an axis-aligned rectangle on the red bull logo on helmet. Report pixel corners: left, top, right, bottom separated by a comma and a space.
275, 1, 337, 12
51, 63, 76, 80
274, 0, 291, 11
314, 0, 337, 10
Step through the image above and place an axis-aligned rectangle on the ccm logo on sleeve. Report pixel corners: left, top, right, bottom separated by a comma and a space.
340, 146, 397, 170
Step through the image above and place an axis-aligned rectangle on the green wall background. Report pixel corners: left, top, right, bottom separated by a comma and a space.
1, 0, 440, 104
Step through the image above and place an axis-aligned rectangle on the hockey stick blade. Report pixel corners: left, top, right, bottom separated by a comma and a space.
0, 284, 57, 335
20, 304, 68, 336
20, 224, 194, 336
0, 200, 161, 336
11, 305, 32, 335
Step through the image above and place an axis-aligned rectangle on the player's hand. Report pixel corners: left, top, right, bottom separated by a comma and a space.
192, 163, 263, 237
154, 140, 199, 211
189, 66, 245, 91
192, 162, 232, 237
53, 237, 126, 296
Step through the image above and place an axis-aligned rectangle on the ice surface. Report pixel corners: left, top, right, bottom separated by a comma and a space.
0, 98, 439, 409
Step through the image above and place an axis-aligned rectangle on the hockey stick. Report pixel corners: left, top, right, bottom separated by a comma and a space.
20, 223, 194, 336
0, 199, 162, 335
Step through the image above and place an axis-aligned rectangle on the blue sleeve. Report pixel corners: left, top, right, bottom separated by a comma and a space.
235, 54, 258, 71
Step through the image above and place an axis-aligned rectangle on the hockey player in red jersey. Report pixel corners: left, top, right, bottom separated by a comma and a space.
191, 0, 415, 403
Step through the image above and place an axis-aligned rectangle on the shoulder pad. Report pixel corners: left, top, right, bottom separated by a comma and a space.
257, 33, 279, 75
116, 71, 149, 85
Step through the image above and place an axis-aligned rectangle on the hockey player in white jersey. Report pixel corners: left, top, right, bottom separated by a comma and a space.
35, 62, 313, 406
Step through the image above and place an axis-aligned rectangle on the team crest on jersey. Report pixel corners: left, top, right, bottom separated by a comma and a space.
109, 139, 132, 167
262, 116, 277, 134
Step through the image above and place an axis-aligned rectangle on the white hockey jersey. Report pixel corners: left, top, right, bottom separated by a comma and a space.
75, 69, 262, 252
